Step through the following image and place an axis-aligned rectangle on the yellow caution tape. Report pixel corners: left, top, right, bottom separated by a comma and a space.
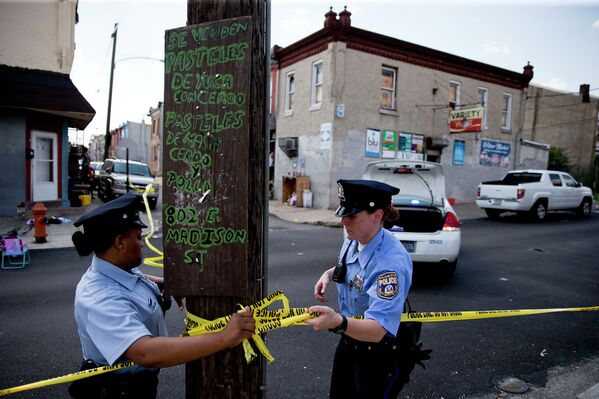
141, 184, 163, 268
183, 290, 312, 363
0, 361, 134, 396
402, 305, 599, 323
2, 288, 599, 396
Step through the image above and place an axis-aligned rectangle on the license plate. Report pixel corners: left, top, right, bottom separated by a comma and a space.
401, 241, 415, 253
491, 199, 502, 205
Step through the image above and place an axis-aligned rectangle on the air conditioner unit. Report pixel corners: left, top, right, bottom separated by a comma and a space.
278, 137, 298, 157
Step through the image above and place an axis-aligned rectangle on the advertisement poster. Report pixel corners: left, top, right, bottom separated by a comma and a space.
411, 133, 424, 153
453, 140, 465, 165
381, 130, 397, 158
450, 106, 484, 133
480, 139, 511, 167
399, 132, 412, 152
320, 122, 332, 149
365, 128, 381, 157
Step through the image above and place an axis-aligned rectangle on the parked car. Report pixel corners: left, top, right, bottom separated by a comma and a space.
97, 158, 160, 209
361, 160, 461, 275
476, 169, 593, 221
90, 161, 103, 194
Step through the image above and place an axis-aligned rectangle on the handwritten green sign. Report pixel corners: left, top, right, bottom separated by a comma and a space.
163, 17, 252, 296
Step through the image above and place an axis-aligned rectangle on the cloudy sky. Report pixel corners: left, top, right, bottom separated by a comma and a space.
69, 0, 599, 145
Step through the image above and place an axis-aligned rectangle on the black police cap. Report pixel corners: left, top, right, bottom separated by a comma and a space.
74, 192, 148, 229
335, 179, 399, 217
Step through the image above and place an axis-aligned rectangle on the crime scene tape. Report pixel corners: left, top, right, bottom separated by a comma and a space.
183, 290, 313, 363
1, 289, 598, 396
141, 185, 163, 268
0, 361, 135, 396
0, 291, 310, 396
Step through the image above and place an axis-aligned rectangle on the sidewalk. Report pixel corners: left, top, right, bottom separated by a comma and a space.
0, 198, 487, 251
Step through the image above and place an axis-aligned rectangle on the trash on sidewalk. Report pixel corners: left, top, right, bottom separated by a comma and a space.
45, 216, 72, 225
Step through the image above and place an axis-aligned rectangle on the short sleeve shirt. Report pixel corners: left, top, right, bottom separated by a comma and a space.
336, 228, 413, 337
74, 256, 168, 366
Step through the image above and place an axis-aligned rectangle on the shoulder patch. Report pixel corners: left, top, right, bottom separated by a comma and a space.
377, 271, 398, 300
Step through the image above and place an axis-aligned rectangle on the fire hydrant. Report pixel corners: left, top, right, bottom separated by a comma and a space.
32, 202, 47, 243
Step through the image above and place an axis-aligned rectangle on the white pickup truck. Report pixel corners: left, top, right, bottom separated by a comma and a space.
476, 169, 593, 221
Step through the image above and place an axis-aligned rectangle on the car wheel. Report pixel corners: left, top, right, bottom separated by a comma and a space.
484, 209, 501, 220
529, 200, 547, 222
576, 198, 592, 218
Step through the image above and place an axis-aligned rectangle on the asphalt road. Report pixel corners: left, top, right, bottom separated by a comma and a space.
1, 211, 598, 398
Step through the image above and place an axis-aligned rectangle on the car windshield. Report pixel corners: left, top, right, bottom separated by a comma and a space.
113, 162, 152, 177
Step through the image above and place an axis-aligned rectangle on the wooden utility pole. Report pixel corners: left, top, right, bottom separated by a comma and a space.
163, 0, 268, 397
104, 23, 118, 160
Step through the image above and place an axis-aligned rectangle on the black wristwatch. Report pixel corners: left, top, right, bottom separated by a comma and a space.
329, 314, 348, 334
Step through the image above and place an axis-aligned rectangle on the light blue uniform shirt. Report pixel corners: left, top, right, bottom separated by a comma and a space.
74, 255, 168, 366
336, 227, 413, 337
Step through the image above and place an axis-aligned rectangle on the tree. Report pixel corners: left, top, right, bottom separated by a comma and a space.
548, 147, 570, 172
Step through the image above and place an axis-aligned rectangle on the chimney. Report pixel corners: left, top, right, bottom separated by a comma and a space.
580, 84, 590, 103
523, 62, 534, 82
324, 7, 337, 29
339, 6, 352, 28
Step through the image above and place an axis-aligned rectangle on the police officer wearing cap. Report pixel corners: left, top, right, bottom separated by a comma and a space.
70, 193, 255, 399
305, 179, 413, 398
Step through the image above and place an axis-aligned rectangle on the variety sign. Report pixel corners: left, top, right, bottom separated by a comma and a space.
449, 106, 484, 133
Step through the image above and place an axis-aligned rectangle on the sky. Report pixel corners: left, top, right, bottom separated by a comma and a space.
69, 0, 599, 146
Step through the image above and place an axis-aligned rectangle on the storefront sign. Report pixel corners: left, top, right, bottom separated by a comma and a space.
450, 106, 484, 133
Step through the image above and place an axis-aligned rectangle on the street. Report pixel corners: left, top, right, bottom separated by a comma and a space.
1, 212, 598, 398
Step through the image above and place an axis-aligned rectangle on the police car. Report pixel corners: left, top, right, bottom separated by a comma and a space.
363, 160, 461, 275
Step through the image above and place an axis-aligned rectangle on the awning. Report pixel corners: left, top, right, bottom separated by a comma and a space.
0, 65, 96, 130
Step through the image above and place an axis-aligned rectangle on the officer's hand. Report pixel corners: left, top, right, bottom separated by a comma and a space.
305, 305, 342, 331
221, 306, 255, 348
314, 269, 333, 302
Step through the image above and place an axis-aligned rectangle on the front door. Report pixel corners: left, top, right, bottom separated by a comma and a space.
31, 130, 58, 201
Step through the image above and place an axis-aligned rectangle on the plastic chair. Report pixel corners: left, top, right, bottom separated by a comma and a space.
1, 237, 30, 269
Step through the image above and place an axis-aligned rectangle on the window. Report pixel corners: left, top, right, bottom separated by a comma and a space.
549, 174, 562, 186
478, 87, 488, 128
501, 93, 512, 131
284, 71, 295, 114
449, 81, 461, 110
562, 174, 578, 187
311, 61, 323, 107
380, 67, 397, 110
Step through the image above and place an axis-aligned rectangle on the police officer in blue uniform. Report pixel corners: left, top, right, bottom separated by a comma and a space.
70, 193, 255, 398
306, 179, 413, 398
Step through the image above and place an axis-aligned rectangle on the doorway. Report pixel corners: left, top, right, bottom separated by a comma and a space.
31, 130, 58, 201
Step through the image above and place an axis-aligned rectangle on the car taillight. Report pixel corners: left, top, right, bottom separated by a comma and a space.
517, 188, 525, 199
443, 211, 460, 231
477, 187, 480, 198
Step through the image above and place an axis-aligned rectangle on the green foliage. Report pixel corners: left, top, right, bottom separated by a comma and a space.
570, 165, 594, 189
548, 147, 570, 172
